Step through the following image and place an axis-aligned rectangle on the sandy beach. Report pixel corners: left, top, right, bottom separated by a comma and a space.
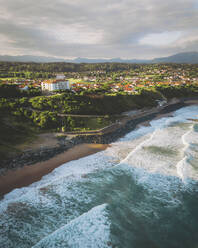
0, 108, 174, 197
0, 143, 109, 197
1, 98, 198, 197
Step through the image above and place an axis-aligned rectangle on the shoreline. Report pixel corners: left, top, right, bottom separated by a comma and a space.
0, 97, 198, 197
0, 143, 109, 197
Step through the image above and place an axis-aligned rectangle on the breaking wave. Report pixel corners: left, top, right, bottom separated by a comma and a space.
1, 105, 198, 248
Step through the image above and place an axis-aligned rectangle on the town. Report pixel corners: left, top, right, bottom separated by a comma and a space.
0, 63, 197, 93
1, 62, 198, 164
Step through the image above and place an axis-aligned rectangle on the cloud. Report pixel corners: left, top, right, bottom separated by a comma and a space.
0, 0, 197, 59
139, 31, 182, 46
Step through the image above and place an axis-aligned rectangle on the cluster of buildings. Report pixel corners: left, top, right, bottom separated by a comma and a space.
1, 66, 198, 94
41, 74, 70, 91
1, 74, 71, 92
1, 78, 41, 90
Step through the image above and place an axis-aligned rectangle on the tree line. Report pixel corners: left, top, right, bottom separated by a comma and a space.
1, 83, 198, 131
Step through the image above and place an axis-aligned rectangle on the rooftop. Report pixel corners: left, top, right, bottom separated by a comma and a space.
42, 79, 68, 84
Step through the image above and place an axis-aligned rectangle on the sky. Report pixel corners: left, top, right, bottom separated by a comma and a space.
0, 0, 197, 59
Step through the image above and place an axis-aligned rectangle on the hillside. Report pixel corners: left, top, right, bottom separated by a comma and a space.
0, 52, 198, 64
152, 52, 198, 64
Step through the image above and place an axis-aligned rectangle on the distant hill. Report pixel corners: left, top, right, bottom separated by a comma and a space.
72, 57, 148, 63
0, 55, 65, 63
0, 55, 150, 63
0, 52, 198, 64
71, 52, 198, 64
152, 52, 198, 64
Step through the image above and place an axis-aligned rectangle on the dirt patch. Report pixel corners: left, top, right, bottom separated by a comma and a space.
16, 132, 59, 151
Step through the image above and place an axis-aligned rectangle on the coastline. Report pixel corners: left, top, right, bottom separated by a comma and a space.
0, 143, 109, 197
0, 97, 198, 197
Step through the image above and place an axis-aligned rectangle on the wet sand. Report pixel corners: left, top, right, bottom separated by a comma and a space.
0, 109, 173, 197
1, 99, 198, 197
0, 143, 109, 197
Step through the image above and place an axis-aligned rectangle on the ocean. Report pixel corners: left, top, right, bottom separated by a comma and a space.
1, 105, 198, 248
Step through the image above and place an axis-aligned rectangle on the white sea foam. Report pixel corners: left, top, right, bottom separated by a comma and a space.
32, 204, 110, 248
1, 105, 198, 248
2, 105, 197, 208
120, 129, 157, 165
1, 150, 114, 208
118, 106, 198, 180
176, 127, 193, 181
119, 124, 186, 178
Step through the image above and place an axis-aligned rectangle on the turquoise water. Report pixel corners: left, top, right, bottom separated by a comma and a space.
1, 105, 198, 248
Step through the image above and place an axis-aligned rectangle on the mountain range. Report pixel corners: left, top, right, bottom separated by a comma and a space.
0, 52, 198, 64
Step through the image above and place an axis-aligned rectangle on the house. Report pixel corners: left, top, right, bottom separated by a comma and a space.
41, 74, 70, 91
20, 85, 29, 91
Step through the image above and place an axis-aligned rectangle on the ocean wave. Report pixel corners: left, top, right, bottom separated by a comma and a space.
33, 204, 110, 248
1, 105, 198, 247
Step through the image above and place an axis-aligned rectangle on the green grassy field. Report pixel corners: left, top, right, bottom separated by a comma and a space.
0, 77, 22, 81
68, 78, 96, 84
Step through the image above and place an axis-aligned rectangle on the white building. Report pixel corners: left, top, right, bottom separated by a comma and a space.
41, 74, 70, 91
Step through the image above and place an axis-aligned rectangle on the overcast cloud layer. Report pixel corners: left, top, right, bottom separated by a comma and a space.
0, 0, 197, 59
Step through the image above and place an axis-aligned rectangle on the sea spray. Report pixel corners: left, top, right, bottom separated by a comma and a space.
176, 126, 193, 181
1, 105, 198, 248
32, 204, 111, 248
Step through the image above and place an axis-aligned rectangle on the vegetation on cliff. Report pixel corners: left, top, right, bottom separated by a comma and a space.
0, 82, 198, 162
